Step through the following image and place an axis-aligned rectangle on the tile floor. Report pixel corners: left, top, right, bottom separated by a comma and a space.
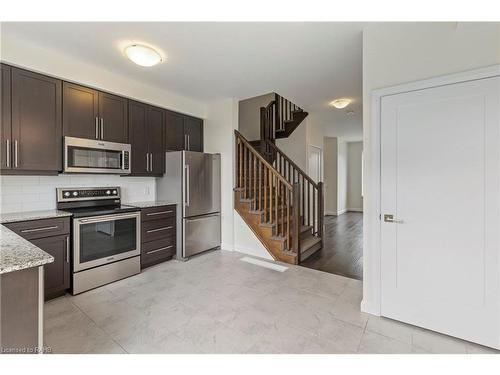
44, 250, 498, 354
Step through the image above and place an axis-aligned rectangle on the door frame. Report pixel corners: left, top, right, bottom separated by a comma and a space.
362, 64, 500, 316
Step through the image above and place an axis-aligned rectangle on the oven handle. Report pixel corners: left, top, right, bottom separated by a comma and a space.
77, 212, 140, 224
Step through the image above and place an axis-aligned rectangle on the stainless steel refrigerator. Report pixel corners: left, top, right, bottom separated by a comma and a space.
156, 151, 221, 260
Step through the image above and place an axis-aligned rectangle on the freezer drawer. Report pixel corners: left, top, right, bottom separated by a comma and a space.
183, 213, 221, 258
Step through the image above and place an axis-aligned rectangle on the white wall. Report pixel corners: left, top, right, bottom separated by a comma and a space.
238, 93, 275, 141
0, 175, 155, 213
362, 22, 500, 314
347, 141, 363, 211
203, 97, 239, 251
337, 139, 348, 214
276, 120, 308, 171
0, 33, 206, 118
323, 137, 338, 215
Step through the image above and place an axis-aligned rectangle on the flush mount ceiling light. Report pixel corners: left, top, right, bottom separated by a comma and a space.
124, 44, 163, 67
330, 98, 351, 109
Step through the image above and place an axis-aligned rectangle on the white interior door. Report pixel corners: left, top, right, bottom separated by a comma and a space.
380, 76, 500, 348
308, 145, 321, 183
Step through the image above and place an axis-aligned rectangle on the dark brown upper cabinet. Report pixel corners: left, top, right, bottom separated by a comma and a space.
165, 111, 203, 152
128, 101, 165, 176
184, 116, 203, 152
1, 64, 12, 170
1, 66, 62, 175
63, 82, 128, 143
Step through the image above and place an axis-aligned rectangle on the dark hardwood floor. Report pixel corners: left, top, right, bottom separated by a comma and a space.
301, 212, 363, 280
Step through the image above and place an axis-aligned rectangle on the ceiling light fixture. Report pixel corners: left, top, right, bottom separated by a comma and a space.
330, 98, 351, 109
124, 44, 163, 67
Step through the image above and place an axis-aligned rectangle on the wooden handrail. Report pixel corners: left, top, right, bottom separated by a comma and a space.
235, 130, 292, 189
264, 140, 318, 188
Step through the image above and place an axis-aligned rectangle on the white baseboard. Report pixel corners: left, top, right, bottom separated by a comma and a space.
325, 211, 337, 216
220, 242, 234, 251
337, 209, 347, 216
361, 299, 380, 316
347, 208, 364, 212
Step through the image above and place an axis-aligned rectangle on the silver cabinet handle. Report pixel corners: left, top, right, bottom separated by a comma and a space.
5, 139, 10, 168
146, 245, 173, 255
146, 226, 173, 233
95, 117, 99, 139
150, 153, 153, 172
146, 210, 173, 216
14, 140, 18, 168
21, 225, 58, 233
66, 236, 70, 263
146, 153, 150, 172
184, 134, 188, 150
384, 214, 404, 223
100, 118, 104, 140
185, 164, 190, 206
187, 134, 190, 150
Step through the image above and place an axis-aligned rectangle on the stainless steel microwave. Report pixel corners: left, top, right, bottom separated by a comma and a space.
64, 136, 131, 174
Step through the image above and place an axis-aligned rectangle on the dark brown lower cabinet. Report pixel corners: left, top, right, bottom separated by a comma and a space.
140, 205, 176, 269
31, 235, 70, 300
4, 217, 71, 300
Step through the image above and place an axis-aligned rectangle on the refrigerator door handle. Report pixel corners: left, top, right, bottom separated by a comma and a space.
185, 164, 190, 207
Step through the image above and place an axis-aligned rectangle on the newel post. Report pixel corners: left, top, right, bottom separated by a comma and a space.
292, 182, 300, 261
317, 182, 324, 239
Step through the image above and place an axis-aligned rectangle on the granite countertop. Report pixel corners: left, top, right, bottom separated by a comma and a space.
125, 200, 178, 209
0, 209, 72, 224
0, 225, 54, 275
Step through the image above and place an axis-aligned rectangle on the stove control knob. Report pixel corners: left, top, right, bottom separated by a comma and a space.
72, 191, 78, 197
106, 190, 111, 195
112, 190, 117, 195
64, 192, 70, 197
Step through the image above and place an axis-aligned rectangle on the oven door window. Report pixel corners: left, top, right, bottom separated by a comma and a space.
79, 217, 137, 263
67, 146, 122, 170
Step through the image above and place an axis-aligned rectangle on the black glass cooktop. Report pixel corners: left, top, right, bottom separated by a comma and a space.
63, 204, 140, 218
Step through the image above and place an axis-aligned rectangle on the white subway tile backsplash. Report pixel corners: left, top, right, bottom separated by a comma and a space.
0, 174, 156, 214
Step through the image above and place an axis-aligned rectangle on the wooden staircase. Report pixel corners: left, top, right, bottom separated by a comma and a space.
234, 129, 324, 265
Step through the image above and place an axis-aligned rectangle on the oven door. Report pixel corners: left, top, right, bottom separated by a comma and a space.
64, 136, 131, 174
73, 212, 140, 272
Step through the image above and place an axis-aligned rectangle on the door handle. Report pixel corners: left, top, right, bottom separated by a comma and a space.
95, 117, 99, 139
21, 225, 59, 233
5, 139, 10, 168
146, 226, 173, 233
146, 245, 173, 255
146, 153, 150, 172
66, 236, 70, 263
14, 140, 18, 168
384, 214, 403, 223
185, 164, 190, 207
100, 118, 104, 140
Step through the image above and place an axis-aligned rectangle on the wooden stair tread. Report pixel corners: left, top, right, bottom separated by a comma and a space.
300, 236, 321, 252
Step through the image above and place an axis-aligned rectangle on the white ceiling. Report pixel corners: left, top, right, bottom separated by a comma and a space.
2, 22, 364, 140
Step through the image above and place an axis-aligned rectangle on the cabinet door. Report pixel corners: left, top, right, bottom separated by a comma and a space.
148, 106, 165, 175
11, 68, 62, 173
31, 235, 70, 300
1, 64, 12, 170
184, 116, 203, 152
164, 111, 184, 151
128, 101, 149, 175
99, 92, 128, 143
62, 82, 99, 140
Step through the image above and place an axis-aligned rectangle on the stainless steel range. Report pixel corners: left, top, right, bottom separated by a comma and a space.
56, 187, 141, 294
